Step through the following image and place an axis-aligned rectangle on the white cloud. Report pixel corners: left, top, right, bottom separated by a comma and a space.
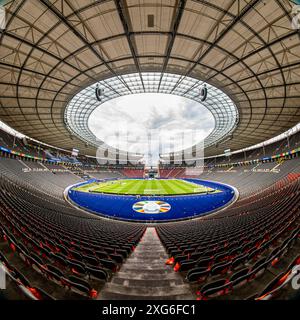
88, 93, 215, 165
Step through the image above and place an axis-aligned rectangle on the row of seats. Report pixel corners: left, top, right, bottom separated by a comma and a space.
195, 232, 299, 300
121, 169, 144, 178
0, 171, 145, 299
199, 157, 300, 197
158, 175, 300, 299
0, 153, 299, 300
0, 250, 55, 300
159, 168, 185, 178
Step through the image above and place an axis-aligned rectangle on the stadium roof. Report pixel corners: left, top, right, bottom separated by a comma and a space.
0, 0, 300, 157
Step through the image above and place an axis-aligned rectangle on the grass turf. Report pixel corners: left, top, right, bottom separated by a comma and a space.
73, 179, 221, 196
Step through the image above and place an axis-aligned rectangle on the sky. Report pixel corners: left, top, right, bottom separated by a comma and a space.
88, 93, 215, 166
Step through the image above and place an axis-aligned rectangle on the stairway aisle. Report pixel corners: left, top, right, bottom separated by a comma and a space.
98, 227, 195, 300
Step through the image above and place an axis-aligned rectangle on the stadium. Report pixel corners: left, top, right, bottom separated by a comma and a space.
0, 0, 300, 305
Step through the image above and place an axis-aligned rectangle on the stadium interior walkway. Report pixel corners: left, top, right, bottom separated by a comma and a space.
98, 228, 195, 300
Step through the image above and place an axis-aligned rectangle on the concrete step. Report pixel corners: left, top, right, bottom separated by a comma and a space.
98, 227, 193, 300
112, 277, 184, 287
121, 264, 173, 272
129, 254, 168, 260
99, 282, 193, 297
131, 249, 168, 258
123, 259, 168, 267
116, 268, 174, 276
99, 291, 194, 300
115, 271, 180, 280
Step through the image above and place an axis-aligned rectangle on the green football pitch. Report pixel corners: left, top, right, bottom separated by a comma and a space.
73, 179, 220, 196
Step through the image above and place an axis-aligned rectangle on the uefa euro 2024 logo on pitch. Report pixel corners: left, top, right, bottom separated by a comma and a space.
291, 5, 300, 29
0, 6, 6, 31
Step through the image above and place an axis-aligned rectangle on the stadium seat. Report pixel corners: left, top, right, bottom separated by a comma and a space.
86, 266, 108, 282
229, 268, 250, 289
186, 267, 209, 283
197, 279, 230, 300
